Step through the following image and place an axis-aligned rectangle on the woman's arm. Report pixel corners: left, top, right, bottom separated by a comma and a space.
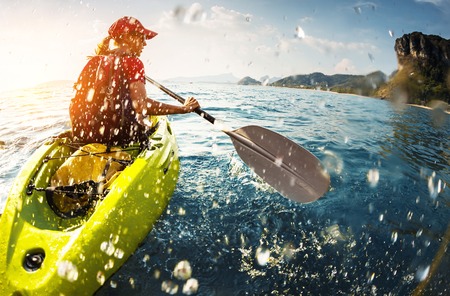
129, 81, 199, 116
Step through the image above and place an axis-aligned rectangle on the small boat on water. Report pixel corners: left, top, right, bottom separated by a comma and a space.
0, 116, 179, 295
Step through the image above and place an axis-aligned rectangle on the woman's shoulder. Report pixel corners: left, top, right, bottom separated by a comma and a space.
121, 55, 143, 65
120, 56, 144, 73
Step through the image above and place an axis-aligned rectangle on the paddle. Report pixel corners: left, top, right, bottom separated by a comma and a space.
145, 75, 330, 203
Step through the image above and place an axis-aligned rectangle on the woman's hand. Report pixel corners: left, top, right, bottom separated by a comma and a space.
183, 97, 200, 113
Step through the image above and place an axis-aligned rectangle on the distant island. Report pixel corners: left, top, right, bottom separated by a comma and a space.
238, 32, 450, 108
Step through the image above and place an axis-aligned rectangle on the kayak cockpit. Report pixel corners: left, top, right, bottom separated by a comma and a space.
31, 142, 138, 219
22, 138, 143, 229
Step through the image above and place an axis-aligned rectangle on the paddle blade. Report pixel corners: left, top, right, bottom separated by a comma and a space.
226, 126, 330, 203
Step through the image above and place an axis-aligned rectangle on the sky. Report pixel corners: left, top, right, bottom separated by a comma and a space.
0, 0, 449, 92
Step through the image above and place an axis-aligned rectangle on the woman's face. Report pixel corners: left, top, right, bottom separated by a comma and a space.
126, 33, 147, 57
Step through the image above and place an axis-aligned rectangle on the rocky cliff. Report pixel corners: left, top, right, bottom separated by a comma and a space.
395, 32, 450, 71
377, 32, 450, 104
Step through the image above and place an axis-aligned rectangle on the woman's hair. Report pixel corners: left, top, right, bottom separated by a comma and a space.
94, 33, 140, 57
95, 36, 114, 55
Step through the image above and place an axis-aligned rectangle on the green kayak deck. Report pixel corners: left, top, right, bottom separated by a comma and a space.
0, 116, 179, 295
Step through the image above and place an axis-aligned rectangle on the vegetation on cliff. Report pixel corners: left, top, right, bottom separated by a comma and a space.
376, 32, 450, 105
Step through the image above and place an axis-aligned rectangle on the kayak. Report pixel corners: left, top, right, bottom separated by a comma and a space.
0, 116, 180, 295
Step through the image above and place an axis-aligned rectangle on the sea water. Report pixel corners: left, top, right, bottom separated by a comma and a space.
0, 82, 448, 295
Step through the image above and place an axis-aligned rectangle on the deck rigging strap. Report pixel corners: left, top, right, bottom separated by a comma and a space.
31, 180, 108, 198
43, 142, 138, 166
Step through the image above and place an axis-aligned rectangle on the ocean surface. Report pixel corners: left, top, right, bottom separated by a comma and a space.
0, 82, 449, 295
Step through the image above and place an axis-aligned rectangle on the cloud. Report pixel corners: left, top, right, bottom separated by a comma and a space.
335, 58, 357, 73
415, 0, 444, 5
146, 3, 381, 80
415, 0, 450, 13
149, 4, 273, 78
301, 36, 377, 54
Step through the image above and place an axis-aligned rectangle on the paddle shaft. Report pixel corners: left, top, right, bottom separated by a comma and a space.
145, 75, 216, 125
145, 75, 330, 203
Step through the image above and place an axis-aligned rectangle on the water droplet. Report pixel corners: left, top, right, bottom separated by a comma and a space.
182, 278, 199, 295
428, 174, 442, 199
367, 272, 375, 284
256, 246, 270, 266
391, 231, 398, 244
110, 234, 120, 244
161, 280, 178, 294
416, 265, 430, 282
295, 26, 305, 39
282, 243, 296, 260
114, 248, 124, 259
97, 271, 106, 285
104, 259, 114, 270
57, 261, 79, 282
322, 150, 344, 174
129, 277, 136, 289
274, 157, 283, 167
407, 211, 413, 221
86, 88, 95, 102
416, 228, 423, 237
367, 169, 379, 187
174, 260, 192, 280
100, 241, 115, 256
344, 136, 350, 144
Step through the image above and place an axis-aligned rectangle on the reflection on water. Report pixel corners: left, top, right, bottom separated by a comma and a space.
385, 106, 449, 174
0, 83, 448, 295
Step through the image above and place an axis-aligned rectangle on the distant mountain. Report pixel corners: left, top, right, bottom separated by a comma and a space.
260, 75, 282, 85
274, 72, 360, 88
165, 73, 239, 84
237, 76, 261, 85
331, 71, 388, 96
269, 72, 387, 96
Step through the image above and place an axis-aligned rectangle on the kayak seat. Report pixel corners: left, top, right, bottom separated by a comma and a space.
46, 143, 132, 218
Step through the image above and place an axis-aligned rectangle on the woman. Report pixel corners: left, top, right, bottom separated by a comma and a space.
70, 16, 200, 145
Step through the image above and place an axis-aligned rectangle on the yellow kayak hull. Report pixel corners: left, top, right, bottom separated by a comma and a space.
0, 116, 179, 295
